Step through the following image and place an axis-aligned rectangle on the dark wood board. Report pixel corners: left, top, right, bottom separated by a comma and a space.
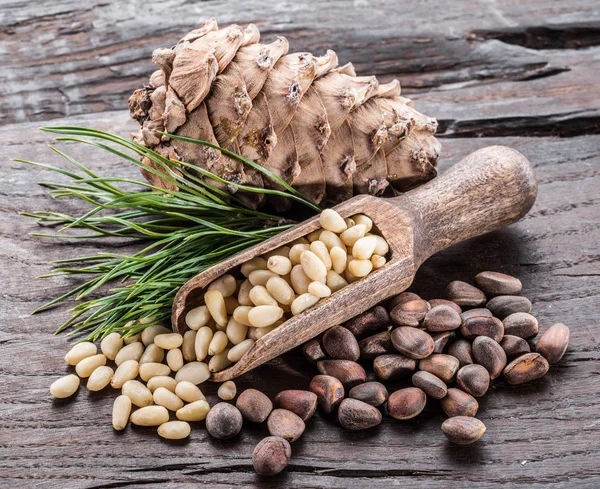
1, 1, 599, 487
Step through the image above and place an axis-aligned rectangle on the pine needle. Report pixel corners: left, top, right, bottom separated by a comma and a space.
18, 126, 320, 340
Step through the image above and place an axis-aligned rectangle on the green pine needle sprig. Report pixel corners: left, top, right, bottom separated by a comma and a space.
16, 126, 320, 341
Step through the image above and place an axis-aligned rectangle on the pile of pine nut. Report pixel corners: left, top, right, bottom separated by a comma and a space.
50, 209, 389, 441
183, 209, 389, 371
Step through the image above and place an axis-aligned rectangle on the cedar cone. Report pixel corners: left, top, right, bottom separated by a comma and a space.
129, 18, 441, 209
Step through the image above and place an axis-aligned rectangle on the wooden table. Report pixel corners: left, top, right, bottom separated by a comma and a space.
1, 1, 599, 487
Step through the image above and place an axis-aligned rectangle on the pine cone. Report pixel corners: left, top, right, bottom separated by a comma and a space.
129, 19, 441, 209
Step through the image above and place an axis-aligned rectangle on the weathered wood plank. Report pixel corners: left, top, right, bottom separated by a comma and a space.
1, 111, 598, 487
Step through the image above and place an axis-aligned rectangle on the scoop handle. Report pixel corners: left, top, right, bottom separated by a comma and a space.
395, 145, 537, 266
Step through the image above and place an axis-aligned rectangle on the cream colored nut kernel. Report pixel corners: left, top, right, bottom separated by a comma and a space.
326, 270, 349, 292
175, 381, 205, 403
50, 374, 80, 399
139, 362, 171, 382
263, 246, 291, 260
87, 366, 114, 392
289, 243, 310, 264
204, 289, 228, 327
307, 229, 322, 242
147, 376, 177, 393
112, 395, 131, 431
352, 235, 378, 260
176, 400, 210, 421
130, 405, 169, 426
185, 305, 211, 330
218, 380, 237, 400
255, 325, 276, 339
153, 386, 184, 411
300, 250, 327, 281
266, 276, 296, 305
340, 223, 367, 246
267, 255, 293, 276
308, 281, 332, 298
209, 349, 232, 373
241, 256, 268, 277
344, 217, 356, 228
310, 241, 332, 270
247, 327, 259, 340
227, 339, 255, 362
111, 359, 140, 389
175, 361, 210, 385
373, 235, 389, 256
141, 324, 171, 346
208, 273, 237, 298
65, 342, 97, 366
330, 246, 347, 274
320, 208, 347, 233
248, 269, 278, 287
348, 258, 373, 277
344, 267, 360, 284
158, 420, 191, 440
154, 333, 182, 350
166, 348, 184, 372
319, 230, 345, 251
249, 285, 278, 306
75, 354, 106, 378
226, 317, 248, 345
115, 342, 144, 366
237, 279, 253, 306
208, 330, 228, 356
291, 293, 320, 315
290, 264, 312, 295
233, 306, 253, 326
100, 333, 123, 361
124, 333, 141, 345
224, 296, 240, 314
139, 343, 165, 365
182, 330, 197, 362
139, 316, 156, 325
122, 379, 153, 407
352, 214, 373, 232
195, 326, 213, 361
371, 254, 387, 269
248, 305, 284, 328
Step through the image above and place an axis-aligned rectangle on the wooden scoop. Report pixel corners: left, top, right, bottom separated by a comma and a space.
172, 145, 537, 381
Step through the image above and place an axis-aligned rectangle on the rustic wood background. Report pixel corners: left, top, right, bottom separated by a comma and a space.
1, 0, 599, 487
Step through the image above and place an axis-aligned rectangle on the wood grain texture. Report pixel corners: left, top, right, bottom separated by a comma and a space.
1, 1, 599, 487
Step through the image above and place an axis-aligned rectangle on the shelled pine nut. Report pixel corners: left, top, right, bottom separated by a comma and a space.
50, 374, 80, 399
146, 376, 177, 393
65, 342, 97, 366
139, 343, 165, 365
175, 381, 205, 403
112, 395, 132, 431
100, 333, 123, 361
218, 381, 237, 401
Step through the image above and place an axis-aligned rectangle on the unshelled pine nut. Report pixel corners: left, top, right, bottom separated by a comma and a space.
249, 285, 278, 306
167, 348, 184, 372
158, 421, 191, 440
248, 305, 284, 328
291, 293, 320, 315
209, 350, 232, 373
228, 339, 255, 362
153, 387, 184, 411
65, 342, 97, 366
175, 381, 205, 403
50, 374, 80, 399
310, 241, 332, 270
301, 250, 327, 281
352, 214, 373, 232
233, 306, 253, 326
326, 270, 348, 292
241, 257, 268, 277
115, 342, 144, 366
141, 324, 170, 346
267, 255, 293, 276
139, 344, 165, 365
147, 376, 177, 393
348, 259, 373, 277
208, 330, 228, 356
175, 361, 210, 384
75, 354, 106, 378
111, 359, 139, 389
330, 246, 347, 274
290, 265, 312, 295
340, 224, 367, 246
100, 333, 123, 360
218, 381, 237, 401
130, 406, 169, 426
320, 208, 347, 233
176, 400, 210, 421
208, 273, 237, 297
308, 282, 331, 298
352, 235, 377, 260
139, 362, 171, 382
122, 379, 153, 407
226, 317, 248, 345
87, 366, 114, 391
238, 279, 253, 305
112, 395, 132, 430
182, 330, 197, 362
289, 244, 310, 264
266, 276, 296, 305
249, 269, 278, 287
185, 305, 211, 330
204, 290, 228, 327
